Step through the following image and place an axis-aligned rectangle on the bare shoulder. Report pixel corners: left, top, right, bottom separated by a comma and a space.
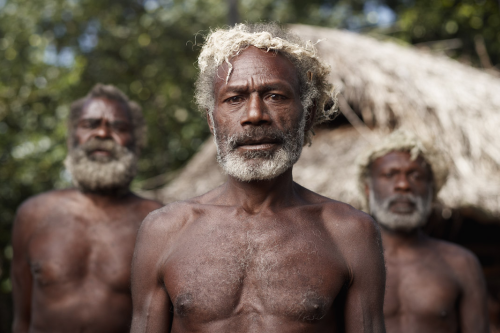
297, 185, 383, 272
296, 182, 375, 229
15, 189, 79, 223
319, 198, 381, 244
136, 199, 199, 247
129, 193, 163, 215
430, 238, 482, 274
295, 184, 381, 247
18, 188, 79, 211
314, 198, 385, 287
12, 189, 81, 242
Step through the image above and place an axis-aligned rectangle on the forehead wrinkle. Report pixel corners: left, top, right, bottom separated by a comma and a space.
215, 48, 300, 92
223, 80, 294, 94
230, 62, 299, 87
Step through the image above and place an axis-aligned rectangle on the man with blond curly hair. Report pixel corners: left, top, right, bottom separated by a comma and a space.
131, 23, 386, 333
358, 130, 489, 333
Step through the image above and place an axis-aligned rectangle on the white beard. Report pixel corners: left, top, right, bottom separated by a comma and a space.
212, 113, 306, 182
64, 138, 137, 193
369, 187, 432, 232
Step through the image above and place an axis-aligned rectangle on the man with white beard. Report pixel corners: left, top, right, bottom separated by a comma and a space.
11, 84, 162, 333
130, 23, 386, 333
358, 130, 489, 333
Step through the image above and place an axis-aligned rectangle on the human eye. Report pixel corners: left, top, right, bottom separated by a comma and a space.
111, 122, 131, 132
383, 171, 396, 178
224, 95, 244, 104
79, 119, 99, 129
409, 171, 424, 181
268, 93, 287, 101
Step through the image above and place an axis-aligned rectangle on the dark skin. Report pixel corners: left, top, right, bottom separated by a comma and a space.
131, 47, 386, 333
366, 151, 490, 333
11, 97, 163, 333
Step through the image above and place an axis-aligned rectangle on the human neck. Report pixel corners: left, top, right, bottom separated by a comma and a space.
380, 226, 427, 250
80, 187, 131, 202
222, 168, 296, 214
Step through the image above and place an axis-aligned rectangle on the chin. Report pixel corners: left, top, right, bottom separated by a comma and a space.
221, 151, 293, 182
377, 212, 428, 232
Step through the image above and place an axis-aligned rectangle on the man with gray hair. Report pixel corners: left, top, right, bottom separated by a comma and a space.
11, 84, 162, 333
358, 130, 489, 333
131, 23, 386, 332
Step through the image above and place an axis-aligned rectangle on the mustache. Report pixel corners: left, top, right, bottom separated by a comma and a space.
226, 127, 286, 150
71, 138, 133, 163
78, 138, 119, 153
382, 193, 418, 208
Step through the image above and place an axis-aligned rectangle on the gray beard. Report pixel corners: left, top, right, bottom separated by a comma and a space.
64, 138, 137, 194
369, 188, 432, 232
212, 113, 306, 182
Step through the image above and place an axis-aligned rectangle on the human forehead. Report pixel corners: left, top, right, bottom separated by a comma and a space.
80, 97, 131, 122
214, 46, 300, 92
370, 151, 429, 173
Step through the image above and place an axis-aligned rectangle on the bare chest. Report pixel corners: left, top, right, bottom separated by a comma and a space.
29, 213, 139, 291
384, 257, 461, 321
164, 218, 349, 324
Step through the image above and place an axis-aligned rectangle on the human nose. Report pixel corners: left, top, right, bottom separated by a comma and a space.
394, 174, 411, 192
240, 94, 271, 126
93, 121, 112, 139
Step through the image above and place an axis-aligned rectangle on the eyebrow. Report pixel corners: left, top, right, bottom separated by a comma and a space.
224, 82, 294, 95
79, 118, 130, 124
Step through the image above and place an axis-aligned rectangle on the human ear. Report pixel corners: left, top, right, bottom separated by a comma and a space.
305, 102, 317, 132
206, 111, 214, 135
364, 181, 370, 198
66, 128, 77, 150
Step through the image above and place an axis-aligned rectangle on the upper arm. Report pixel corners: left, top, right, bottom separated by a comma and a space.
130, 210, 172, 333
455, 250, 489, 333
342, 213, 386, 333
11, 201, 37, 332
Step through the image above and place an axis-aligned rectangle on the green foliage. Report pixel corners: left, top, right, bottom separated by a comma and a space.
386, 0, 500, 66
0, 0, 227, 328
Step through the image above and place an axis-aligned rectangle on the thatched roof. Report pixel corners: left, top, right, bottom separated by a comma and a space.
146, 24, 500, 217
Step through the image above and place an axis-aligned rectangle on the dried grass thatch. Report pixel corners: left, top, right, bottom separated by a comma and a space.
147, 24, 500, 217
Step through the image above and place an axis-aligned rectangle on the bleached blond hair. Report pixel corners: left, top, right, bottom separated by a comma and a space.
195, 23, 338, 145
357, 130, 449, 210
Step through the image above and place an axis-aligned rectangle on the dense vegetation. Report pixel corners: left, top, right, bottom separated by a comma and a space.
1, 0, 498, 329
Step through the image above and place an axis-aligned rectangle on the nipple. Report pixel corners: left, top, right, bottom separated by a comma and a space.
175, 293, 194, 317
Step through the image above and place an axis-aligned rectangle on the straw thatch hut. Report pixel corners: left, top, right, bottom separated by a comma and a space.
142, 24, 500, 327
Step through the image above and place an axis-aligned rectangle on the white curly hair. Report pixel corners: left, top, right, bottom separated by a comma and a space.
194, 23, 338, 145
357, 129, 449, 210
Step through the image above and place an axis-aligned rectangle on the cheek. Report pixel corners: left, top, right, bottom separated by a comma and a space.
213, 110, 238, 132
116, 133, 134, 147
74, 130, 90, 145
415, 183, 432, 197
370, 179, 394, 198
272, 108, 304, 130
